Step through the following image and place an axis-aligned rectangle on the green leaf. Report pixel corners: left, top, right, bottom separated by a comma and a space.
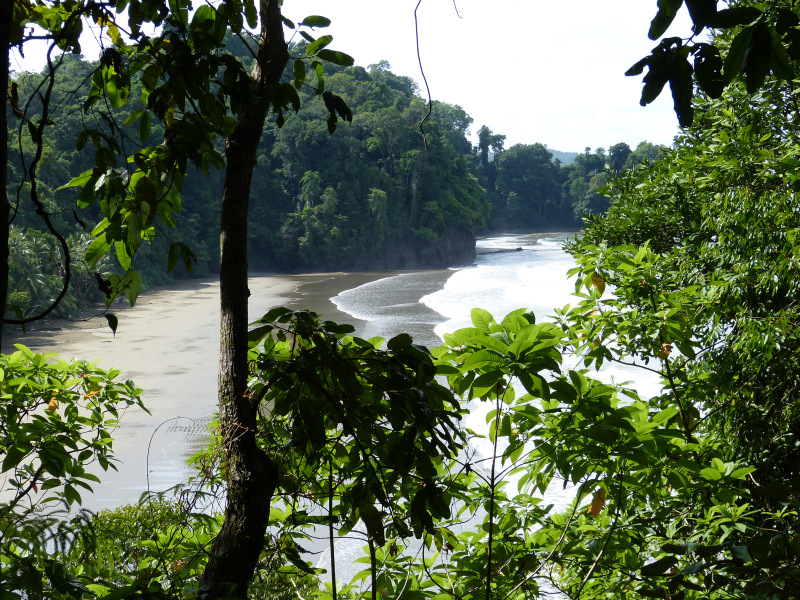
462, 349, 506, 370
293, 59, 306, 87
100, 585, 145, 600
259, 307, 293, 323
313, 61, 325, 93
105, 74, 129, 108
730, 545, 753, 563
639, 587, 671, 599
300, 16, 331, 28
285, 542, 316, 574
63, 484, 82, 505
180, 243, 196, 272
649, 0, 683, 40
244, 0, 257, 28
115, 240, 131, 271
470, 308, 495, 333
387, 333, 413, 350
724, 26, 753, 83
76, 177, 99, 208
85, 234, 111, 267
2, 445, 29, 473
280, 82, 301, 113
669, 55, 695, 126
360, 504, 385, 546
167, 242, 179, 273
56, 170, 93, 191
626, 56, 650, 77
696, 544, 726, 556
134, 173, 157, 210
321, 91, 351, 132
305, 35, 333, 56
191, 4, 214, 27
248, 325, 274, 348
693, 43, 724, 98
661, 542, 689, 554
768, 24, 794, 81
138, 111, 151, 142
682, 561, 704, 576
471, 370, 504, 397
316, 49, 355, 66
699, 467, 722, 481
653, 406, 678, 423
76, 128, 91, 151
742, 21, 772, 93
27, 118, 39, 142
104, 314, 118, 336
641, 555, 678, 576
730, 466, 755, 480
640, 60, 671, 106
684, 0, 716, 31
706, 7, 761, 29
121, 270, 143, 307
124, 108, 145, 126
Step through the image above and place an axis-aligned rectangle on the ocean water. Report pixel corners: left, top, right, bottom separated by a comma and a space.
325, 232, 663, 588
333, 232, 660, 395
333, 233, 576, 347
425, 233, 578, 335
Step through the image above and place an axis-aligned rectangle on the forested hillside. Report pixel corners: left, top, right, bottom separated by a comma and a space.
5, 0, 800, 598
6, 39, 657, 319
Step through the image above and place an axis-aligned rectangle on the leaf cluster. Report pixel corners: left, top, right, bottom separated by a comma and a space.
245, 308, 463, 555
0, 346, 144, 597
564, 77, 800, 597
631, 0, 800, 126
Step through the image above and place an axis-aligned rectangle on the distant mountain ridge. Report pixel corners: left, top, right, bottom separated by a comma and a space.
549, 149, 579, 164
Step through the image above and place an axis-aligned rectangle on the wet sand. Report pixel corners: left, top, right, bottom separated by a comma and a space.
4, 270, 401, 510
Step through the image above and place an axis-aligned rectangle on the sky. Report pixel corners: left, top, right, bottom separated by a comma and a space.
284, 1, 694, 152
11, 0, 694, 153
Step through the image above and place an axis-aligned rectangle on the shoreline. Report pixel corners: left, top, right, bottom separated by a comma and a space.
4, 269, 403, 510
2, 232, 578, 510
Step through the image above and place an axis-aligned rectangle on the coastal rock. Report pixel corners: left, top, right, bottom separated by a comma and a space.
359, 227, 476, 271
269, 228, 477, 273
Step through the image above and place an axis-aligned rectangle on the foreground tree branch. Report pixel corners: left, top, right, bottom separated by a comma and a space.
1, 0, 12, 347
199, 0, 289, 597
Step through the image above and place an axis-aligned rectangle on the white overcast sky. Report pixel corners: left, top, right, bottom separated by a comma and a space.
284, 1, 694, 152
12, 1, 694, 153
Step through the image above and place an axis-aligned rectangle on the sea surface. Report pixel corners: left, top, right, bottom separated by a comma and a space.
319, 232, 662, 585
333, 231, 660, 395
333, 233, 577, 349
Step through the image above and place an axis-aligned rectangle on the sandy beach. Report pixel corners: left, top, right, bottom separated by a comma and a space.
3, 270, 398, 510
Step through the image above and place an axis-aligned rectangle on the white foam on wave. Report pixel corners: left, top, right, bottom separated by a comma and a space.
423, 265, 512, 336
508, 264, 575, 312
423, 235, 579, 339
330, 276, 395, 321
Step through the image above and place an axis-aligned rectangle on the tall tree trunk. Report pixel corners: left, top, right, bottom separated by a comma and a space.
1, 0, 12, 349
200, 1, 288, 598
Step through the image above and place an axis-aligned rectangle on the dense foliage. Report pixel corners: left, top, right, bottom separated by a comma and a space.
243, 60, 487, 271
0, 345, 143, 595
6, 45, 657, 319
562, 77, 800, 597
5, 0, 800, 599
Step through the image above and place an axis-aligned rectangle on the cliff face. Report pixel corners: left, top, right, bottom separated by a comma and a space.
270, 228, 477, 274
357, 228, 476, 271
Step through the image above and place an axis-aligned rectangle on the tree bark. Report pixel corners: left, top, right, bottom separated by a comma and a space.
200, 1, 288, 597
1, 0, 12, 348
